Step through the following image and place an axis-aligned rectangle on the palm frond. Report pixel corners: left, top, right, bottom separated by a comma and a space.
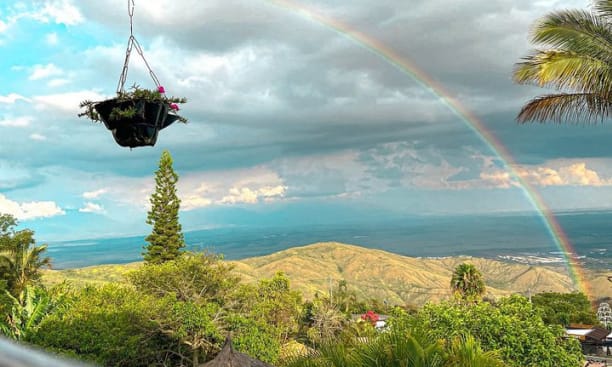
517, 92, 612, 123
284, 342, 357, 367
594, 0, 612, 19
531, 9, 612, 60
514, 50, 612, 94
446, 335, 504, 367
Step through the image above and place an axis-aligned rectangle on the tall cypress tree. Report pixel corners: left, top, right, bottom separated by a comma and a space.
143, 150, 185, 264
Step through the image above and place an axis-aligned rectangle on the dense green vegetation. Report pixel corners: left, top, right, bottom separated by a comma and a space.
532, 292, 600, 326
414, 296, 583, 367
0, 244, 589, 366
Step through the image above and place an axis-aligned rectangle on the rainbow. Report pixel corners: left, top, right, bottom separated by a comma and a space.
266, 0, 592, 298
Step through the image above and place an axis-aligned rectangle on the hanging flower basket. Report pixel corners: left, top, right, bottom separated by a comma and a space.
79, 86, 187, 148
78, 0, 189, 148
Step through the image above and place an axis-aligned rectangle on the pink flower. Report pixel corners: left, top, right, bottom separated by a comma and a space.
158, 86, 166, 94
361, 310, 379, 325
169, 103, 179, 111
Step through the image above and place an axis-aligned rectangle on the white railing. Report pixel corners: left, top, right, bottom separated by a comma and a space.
0, 337, 90, 367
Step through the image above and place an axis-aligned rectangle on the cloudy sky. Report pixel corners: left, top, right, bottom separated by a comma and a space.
2, 0, 612, 241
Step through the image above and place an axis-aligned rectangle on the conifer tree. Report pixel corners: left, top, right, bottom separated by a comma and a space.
143, 150, 185, 264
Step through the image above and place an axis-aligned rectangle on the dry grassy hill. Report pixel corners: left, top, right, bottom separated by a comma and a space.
231, 242, 611, 305
42, 242, 612, 306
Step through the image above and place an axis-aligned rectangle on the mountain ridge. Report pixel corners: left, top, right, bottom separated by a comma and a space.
42, 242, 612, 305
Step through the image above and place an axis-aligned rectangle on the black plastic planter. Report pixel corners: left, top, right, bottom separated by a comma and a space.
93, 98, 180, 148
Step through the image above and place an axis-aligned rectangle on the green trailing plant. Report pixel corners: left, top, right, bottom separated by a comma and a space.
79, 85, 188, 123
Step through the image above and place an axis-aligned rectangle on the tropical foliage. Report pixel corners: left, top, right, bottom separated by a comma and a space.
0, 286, 53, 341
31, 284, 175, 366
445, 335, 505, 367
283, 312, 505, 367
532, 291, 599, 326
0, 214, 50, 297
514, 0, 612, 123
414, 295, 583, 367
450, 263, 485, 302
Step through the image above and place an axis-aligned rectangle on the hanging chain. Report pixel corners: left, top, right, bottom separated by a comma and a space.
116, 0, 161, 94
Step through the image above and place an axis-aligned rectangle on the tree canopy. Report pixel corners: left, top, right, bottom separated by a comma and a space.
413, 295, 583, 367
532, 291, 599, 326
0, 214, 50, 297
143, 149, 185, 264
450, 263, 485, 302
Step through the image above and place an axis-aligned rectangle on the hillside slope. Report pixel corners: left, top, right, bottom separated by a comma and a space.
231, 242, 590, 305
43, 242, 611, 306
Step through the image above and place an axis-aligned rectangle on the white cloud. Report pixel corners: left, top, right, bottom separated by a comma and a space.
0, 194, 64, 220
179, 167, 288, 210
45, 32, 58, 45
259, 185, 287, 198
479, 170, 517, 189
181, 195, 213, 210
29, 133, 47, 141
516, 162, 612, 187
32, 0, 84, 26
474, 160, 612, 189
29, 63, 63, 80
47, 78, 70, 87
0, 1, 82, 44
0, 93, 30, 104
219, 186, 286, 205
33, 90, 106, 113
82, 188, 108, 199
0, 116, 33, 127
79, 202, 104, 214
220, 187, 257, 204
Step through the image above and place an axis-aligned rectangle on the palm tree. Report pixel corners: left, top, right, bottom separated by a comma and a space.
513, 0, 612, 123
0, 229, 51, 297
359, 330, 445, 367
445, 335, 505, 367
450, 264, 485, 302
283, 328, 445, 367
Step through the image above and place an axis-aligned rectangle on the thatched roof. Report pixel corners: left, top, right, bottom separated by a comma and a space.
201, 336, 274, 367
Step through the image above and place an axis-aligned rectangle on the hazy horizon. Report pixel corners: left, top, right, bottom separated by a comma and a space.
44, 210, 611, 270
